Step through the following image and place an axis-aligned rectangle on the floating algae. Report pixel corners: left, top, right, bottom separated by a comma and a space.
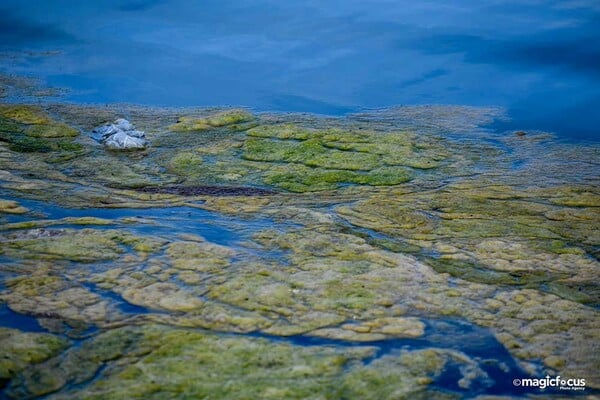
0, 102, 598, 398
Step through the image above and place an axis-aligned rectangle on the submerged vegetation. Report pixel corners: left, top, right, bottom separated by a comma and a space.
0, 102, 598, 398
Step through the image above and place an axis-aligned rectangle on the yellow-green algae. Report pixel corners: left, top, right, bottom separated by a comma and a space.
169, 109, 254, 132
0, 199, 28, 214
0, 105, 80, 153
5, 324, 476, 399
0, 328, 69, 381
1, 228, 163, 262
0, 103, 457, 198
0, 102, 599, 396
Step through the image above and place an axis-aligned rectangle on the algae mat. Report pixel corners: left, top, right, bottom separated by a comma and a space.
0, 103, 599, 399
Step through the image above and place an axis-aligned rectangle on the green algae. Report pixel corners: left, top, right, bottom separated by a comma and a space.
239, 124, 443, 191
170, 109, 254, 132
208, 272, 296, 314
0, 104, 448, 197
167, 240, 232, 272
545, 281, 600, 307
310, 317, 425, 341
6, 326, 146, 398
4, 324, 477, 399
167, 152, 204, 176
0, 328, 69, 382
0, 269, 119, 324
247, 124, 314, 140
0, 118, 24, 134
0, 217, 116, 231
1, 228, 163, 262
0, 105, 80, 154
2, 230, 125, 262
0, 131, 82, 153
0, 101, 599, 395
121, 282, 204, 312
0, 199, 28, 214
0, 105, 51, 125
264, 164, 412, 192
423, 257, 569, 287
25, 123, 78, 138
341, 349, 457, 400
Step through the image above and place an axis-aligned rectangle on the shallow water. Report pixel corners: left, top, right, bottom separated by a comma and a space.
1, 0, 599, 140
1, 187, 597, 397
3, 197, 280, 247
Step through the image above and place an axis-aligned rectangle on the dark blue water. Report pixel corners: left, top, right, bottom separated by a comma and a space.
1, 197, 279, 248
0, 0, 598, 140
0, 303, 45, 332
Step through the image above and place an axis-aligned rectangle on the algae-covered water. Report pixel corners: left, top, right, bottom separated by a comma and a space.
0, 101, 598, 399
1, 1, 599, 399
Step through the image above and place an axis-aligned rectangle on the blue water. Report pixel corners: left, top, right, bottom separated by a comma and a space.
0, 0, 598, 140
0, 303, 45, 332
249, 318, 537, 396
1, 197, 279, 248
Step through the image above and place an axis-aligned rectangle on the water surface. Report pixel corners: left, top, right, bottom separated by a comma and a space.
0, 0, 599, 140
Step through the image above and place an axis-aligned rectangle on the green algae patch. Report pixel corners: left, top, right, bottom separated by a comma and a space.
0, 217, 117, 231
0, 105, 51, 125
346, 317, 425, 337
167, 152, 204, 178
1, 229, 162, 262
167, 240, 233, 272
304, 149, 380, 171
0, 105, 80, 153
342, 347, 489, 398
0, 327, 70, 381
239, 124, 439, 191
545, 281, 600, 307
306, 317, 426, 342
3, 230, 124, 262
264, 164, 412, 192
170, 109, 254, 132
121, 282, 204, 312
25, 122, 78, 138
1, 270, 116, 323
423, 257, 567, 287
6, 325, 147, 398
247, 124, 314, 140
0, 131, 83, 153
0, 199, 28, 214
63, 156, 171, 189
209, 272, 296, 314
342, 349, 446, 399
6, 324, 467, 399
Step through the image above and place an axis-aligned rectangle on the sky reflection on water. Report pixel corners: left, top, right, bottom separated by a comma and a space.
0, 0, 599, 140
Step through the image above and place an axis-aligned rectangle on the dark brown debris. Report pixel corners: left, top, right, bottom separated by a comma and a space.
138, 185, 277, 197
